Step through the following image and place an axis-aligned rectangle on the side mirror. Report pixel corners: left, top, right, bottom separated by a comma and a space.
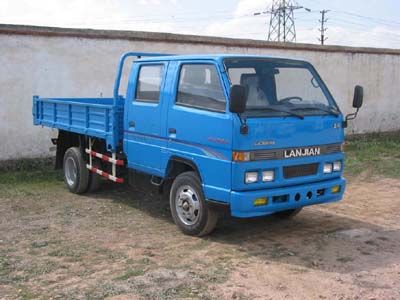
229, 85, 247, 114
353, 85, 364, 109
343, 85, 364, 128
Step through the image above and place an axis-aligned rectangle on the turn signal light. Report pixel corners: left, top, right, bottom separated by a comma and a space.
254, 197, 268, 207
232, 151, 250, 162
331, 185, 341, 194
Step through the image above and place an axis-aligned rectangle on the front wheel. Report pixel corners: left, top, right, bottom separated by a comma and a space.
170, 171, 218, 236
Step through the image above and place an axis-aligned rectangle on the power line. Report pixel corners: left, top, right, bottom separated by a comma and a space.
329, 17, 400, 39
332, 10, 400, 27
5, 3, 400, 48
40, 12, 257, 28
318, 9, 329, 45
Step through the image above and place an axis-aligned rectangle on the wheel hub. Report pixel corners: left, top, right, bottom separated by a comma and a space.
65, 156, 78, 186
182, 201, 190, 211
175, 185, 201, 226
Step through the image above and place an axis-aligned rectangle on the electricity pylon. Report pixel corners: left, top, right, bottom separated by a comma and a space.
266, 0, 309, 42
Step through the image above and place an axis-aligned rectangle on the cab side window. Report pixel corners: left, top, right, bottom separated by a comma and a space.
176, 64, 226, 112
135, 65, 164, 103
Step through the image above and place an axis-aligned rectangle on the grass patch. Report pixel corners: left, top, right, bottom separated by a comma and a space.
114, 268, 146, 280
336, 256, 354, 263
345, 132, 400, 178
15, 284, 40, 300
0, 157, 54, 172
0, 167, 62, 186
22, 260, 60, 278
164, 282, 211, 299
0, 165, 63, 197
199, 265, 231, 284
48, 247, 84, 259
0, 256, 12, 278
82, 282, 128, 300
1, 255, 60, 285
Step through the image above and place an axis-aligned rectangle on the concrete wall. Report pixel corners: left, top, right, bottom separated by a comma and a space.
1, 24, 399, 161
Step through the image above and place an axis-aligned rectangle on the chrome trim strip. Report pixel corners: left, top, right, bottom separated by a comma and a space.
250, 143, 342, 161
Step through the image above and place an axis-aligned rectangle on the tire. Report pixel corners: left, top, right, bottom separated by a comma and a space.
86, 160, 102, 193
170, 171, 218, 236
274, 208, 302, 219
63, 147, 89, 194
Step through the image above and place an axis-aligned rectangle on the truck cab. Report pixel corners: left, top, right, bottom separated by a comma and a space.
33, 53, 364, 236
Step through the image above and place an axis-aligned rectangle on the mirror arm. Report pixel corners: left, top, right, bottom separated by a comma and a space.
346, 108, 360, 121
238, 114, 248, 135
343, 108, 360, 128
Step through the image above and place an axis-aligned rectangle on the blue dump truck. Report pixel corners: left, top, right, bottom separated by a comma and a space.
33, 52, 363, 236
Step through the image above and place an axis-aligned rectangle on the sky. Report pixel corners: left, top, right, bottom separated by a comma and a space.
1, 0, 399, 49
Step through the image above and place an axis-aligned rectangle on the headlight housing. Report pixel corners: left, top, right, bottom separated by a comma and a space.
245, 172, 258, 184
323, 163, 333, 174
333, 161, 342, 171
262, 170, 274, 182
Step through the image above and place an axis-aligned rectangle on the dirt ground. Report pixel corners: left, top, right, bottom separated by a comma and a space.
0, 172, 399, 300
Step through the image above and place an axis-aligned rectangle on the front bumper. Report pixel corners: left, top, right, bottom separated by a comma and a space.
230, 177, 346, 218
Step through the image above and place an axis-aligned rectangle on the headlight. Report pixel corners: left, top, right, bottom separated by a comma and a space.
245, 172, 258, 184
262, 170, 274, 182
323, 163, 333, 173
333, 161, 342, 171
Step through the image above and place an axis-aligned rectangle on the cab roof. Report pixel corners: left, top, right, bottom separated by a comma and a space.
136, 53, 308, 64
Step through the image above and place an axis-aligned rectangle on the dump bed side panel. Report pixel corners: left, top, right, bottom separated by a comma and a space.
33, 97, 124, 150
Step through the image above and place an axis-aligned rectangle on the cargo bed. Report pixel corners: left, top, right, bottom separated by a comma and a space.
33, 96, 124, 150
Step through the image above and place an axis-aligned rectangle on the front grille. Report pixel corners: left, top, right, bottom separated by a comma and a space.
250, 143, 342, 161
325, 144, 342, 154
251, 150, 279, 160
283, 163, 319, 179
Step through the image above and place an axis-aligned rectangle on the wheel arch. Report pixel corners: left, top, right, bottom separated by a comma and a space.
55, 131, 108, 170
165, 156, 203, 182
55, 130, 83, 169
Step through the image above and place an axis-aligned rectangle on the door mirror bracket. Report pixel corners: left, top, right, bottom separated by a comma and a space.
343, 85, 364, 128
238, 114, 248, 135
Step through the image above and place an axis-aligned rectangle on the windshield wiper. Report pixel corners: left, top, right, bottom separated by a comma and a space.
290, 106, 340, 116
248, 107, 304, 120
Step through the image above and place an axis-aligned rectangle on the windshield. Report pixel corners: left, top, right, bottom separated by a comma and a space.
224, 58, 339, 117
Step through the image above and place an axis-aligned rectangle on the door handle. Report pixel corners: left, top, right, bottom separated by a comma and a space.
168, 128, 177, 134
129, 121, 135, 127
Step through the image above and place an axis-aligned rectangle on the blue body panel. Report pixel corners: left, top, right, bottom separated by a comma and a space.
230, 177, 346, 217
163, 60, 233, 202
231, 115, 345, 191
33, 97, 124, 150
123, 60, 170, 175
33, 52, 348, 218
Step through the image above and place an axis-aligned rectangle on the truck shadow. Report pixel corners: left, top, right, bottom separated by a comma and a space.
95, 182, 400, 275
95, 180, 173, 223
211, 210, 400, 275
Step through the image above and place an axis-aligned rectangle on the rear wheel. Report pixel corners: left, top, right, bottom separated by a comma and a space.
86, 159, 102, 193
170, 171, 218, 236
274, 208, 302, 219
63, 147, 89, 194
